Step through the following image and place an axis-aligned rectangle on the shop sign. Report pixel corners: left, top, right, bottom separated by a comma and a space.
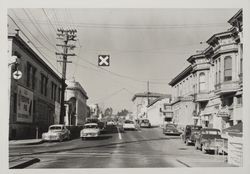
17, 85, 33, 123
217, 106, 230, 117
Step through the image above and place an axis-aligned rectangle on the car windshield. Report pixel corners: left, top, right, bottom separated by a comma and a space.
125, 120, 134, 124
142, 120, 149, 123
166, 124, 176, 127
84, 125, 98, 129
49, 126, 62, 130
202, 130, 220, 135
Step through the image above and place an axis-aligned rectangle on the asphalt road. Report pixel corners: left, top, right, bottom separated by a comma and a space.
9, 125, 232, 168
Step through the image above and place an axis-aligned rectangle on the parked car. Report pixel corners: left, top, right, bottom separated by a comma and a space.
80, 123, 101, 140
140, 119, 151, 128
182, 125, 202, 145
163, 124, 182, 135
42, 124, 71, 142
194, 128, 223, 153
123, 120, 136, 130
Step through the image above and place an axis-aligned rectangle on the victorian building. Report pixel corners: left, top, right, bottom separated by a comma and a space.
169, 9, 243, 131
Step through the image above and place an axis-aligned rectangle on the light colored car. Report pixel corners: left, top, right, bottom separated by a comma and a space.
80, 123, 101, 140
123, 120, 136, 130
42, 124, 71, 142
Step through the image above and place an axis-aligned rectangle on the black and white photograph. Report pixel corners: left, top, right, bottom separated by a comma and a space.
1, 0, 249, 173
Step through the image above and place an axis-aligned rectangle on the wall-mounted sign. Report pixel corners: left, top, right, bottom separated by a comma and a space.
13, 70, 22, 80
17, 85, 33, 123
217, 106, 230, 118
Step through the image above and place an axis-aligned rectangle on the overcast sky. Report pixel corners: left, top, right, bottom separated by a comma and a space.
8, 8, 239, 113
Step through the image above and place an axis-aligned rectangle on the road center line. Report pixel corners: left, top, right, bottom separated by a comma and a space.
117, 127, 122, 140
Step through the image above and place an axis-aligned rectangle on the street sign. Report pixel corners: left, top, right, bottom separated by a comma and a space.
13, 70, 22, 80
98, 55, 110, 66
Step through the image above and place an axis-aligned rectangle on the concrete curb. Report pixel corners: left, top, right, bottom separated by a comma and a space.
9, 140, 44, 146
10, 158, 40, 169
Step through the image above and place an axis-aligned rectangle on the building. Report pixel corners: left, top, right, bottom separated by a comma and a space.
132, 92, 167, 121
169, 65, 196, 128
64, 80, 89, 126
146, 95, 172, 127
168, 9, 243, 131
8, 33, 62, 139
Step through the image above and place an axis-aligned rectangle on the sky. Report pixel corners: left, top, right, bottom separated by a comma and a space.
7, 8, 240, 113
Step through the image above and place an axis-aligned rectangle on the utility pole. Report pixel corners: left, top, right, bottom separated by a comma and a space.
147, 81, 150, 105
56, 28, 77, 124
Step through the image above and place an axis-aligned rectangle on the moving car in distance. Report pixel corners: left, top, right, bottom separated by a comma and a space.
140, 119, 151, 128
80, 123, 101, 140
182, 125, 202, 145
123, 120, 136, 130
42, 124, 71, 142
163, 124, 182, 136
194, 128, 223, 153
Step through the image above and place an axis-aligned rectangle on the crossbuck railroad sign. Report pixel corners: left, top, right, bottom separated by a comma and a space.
98, 55, 110, 66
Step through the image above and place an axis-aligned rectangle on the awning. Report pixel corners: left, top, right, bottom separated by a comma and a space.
222, 122, 242, 134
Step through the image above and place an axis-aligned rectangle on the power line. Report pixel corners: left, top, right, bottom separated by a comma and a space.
14, 18, 228, 29
23, 9, 58, 51
8, 13, 62, 76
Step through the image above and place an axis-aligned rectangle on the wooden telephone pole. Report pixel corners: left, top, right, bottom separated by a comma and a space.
56, 29, 77, 124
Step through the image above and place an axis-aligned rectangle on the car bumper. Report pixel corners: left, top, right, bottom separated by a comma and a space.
81, 133, 99, 138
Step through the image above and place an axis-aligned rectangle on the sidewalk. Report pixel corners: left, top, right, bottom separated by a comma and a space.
9, 139, 43, 146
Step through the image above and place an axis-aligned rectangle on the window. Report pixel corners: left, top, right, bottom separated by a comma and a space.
224, 56, 232, 81
51, 82, 57, 101
40, 73, 48, 96
199, 72, 206, 92
58, 88, 61, 102
237, 95, 242, 105
26, 62, 37, 90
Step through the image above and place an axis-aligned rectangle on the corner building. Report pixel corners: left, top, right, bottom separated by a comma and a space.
8, 33, 63, 139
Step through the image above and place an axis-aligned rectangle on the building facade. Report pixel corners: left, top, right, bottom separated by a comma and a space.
132, 92, 167, 121
147, 96, 172, 127
65, 80, 89, 126
168, 9, 243, 131
8, 33, 62, 139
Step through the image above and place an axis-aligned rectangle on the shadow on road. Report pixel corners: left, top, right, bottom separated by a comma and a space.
11, 136, 179, 157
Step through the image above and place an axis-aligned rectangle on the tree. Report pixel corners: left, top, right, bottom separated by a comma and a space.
104, 107, 113, 117
117, 109, 129, 117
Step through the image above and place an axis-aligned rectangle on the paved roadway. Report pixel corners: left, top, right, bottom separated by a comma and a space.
9, 125, 232, 168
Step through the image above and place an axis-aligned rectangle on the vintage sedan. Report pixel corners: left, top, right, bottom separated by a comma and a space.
194, 128, 222, 153
163, 124, 182, 135
80, 123, 101, 140
123, 120, 136, 130
140, 119, 151, 128
42, 124, 71, 142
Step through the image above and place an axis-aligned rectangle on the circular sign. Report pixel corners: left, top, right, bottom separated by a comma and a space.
13, 70, 22, 80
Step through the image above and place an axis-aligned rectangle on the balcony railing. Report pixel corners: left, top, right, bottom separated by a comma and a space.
215, 81, 240, 95
194, 92, 209, 102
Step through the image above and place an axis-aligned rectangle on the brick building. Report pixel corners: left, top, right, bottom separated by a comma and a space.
8, 33, 63, 139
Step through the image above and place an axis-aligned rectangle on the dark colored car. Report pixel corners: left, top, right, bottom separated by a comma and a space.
194, 128, 222, 153
163, 124, 182, 135
140, 119, 151, 128
182, 125, 202, 145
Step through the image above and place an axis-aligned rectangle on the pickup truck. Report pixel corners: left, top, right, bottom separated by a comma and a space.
194, 128, 224, 154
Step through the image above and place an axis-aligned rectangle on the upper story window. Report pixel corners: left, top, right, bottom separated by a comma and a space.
51, 82, 57, 101
26, 62, 37, 90
40, 73, 48, 96
199, 72, 206, 92
224, 56, 232, 81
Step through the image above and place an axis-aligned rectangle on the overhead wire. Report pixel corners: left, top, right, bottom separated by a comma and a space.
22, 9, 58, 51
8, 13, 62, 76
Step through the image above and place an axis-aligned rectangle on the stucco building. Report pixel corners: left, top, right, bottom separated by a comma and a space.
65, 80, 89, 126
8, 33, 62, 139
147, 95, 172, 127
132, 92, 167, 121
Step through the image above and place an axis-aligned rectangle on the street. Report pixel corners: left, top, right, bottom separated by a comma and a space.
9, 125, 232, 168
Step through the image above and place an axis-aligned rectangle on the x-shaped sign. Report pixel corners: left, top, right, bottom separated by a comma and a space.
98, 55, 110, 66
